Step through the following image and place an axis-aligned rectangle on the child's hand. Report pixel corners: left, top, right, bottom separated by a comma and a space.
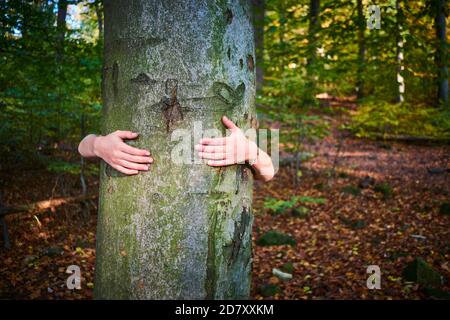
93, 130, 153, 175
196, 116, 258, 167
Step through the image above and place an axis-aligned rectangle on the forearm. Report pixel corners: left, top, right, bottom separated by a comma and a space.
249, 146, 275, 182
78, 134, 100, 158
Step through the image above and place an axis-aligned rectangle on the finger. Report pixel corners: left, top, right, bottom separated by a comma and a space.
199, 137, 227, 146
111, 164, 138, 175
206, 159, 235, 167
116, 159, 149, 171
195, 144, 226, 153
119, 152, 153, 164
120, 143, 151, 156
222, 116, 239, 132
114, 130, 139, 139
198, 152, 226, 160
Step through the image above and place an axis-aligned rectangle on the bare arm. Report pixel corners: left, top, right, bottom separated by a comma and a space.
196, 116, 275, 182
78, 130, 153, 175
248, 144, 275, 182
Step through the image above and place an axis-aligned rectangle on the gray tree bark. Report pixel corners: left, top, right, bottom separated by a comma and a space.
396, 0, 405, 103
95, 0, 256, 300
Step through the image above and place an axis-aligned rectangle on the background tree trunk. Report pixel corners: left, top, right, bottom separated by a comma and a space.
356, 0, 365, 100
396, 0, 405, 103
307, 0, 320, 68
252, 0, 265, 93
94, 0, 103, 38
56, 0, 68, 141
305, 0, 320, 104
95, 0, 256, 300
434, 0, 448, 107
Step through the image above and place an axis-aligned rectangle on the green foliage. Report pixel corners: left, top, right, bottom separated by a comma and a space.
263, 195, 326, 215
339, 216, 367, 230
291, 206, 310, 218
46, 160, 82, 175
374, 182, 393, 199
348, 101, 450, 139
263, 196, 298, 215
281, 262, 295, 274
256, 230, 296, 246
297, 196, 326, 204
45, 159, 98, 176
439, 202, 450, 216
342, 185, 361, 196
259, 284, 281, 297
0, 1, 103, 165
402, 257, 443, 288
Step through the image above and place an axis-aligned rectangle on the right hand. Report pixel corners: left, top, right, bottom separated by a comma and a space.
94, 130, 153, 175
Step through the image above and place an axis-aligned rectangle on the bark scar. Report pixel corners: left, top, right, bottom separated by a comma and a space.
131, 73, 157, 86
228, 206, 251, 266
212, 82, 245, 106
112, 61, 119, 99
162, 79, 183, 133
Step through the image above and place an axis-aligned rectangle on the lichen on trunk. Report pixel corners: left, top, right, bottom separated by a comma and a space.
95, 0, 256, 299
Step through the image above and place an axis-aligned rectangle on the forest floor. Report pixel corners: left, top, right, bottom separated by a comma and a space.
0, 104, 449, 300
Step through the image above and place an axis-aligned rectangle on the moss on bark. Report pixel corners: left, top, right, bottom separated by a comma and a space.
95, 0, 255, 300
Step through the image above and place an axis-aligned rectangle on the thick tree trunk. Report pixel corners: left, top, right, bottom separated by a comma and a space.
434, 0, 448, 107
251, 0, 265, 93
356, 0, 365, 100
95, 0, 256, 300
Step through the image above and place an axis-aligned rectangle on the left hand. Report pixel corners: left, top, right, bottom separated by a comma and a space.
195, 116, 258, 167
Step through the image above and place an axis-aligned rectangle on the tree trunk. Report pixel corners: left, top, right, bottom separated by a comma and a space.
56, 0, 67, 62
396, 0, 405, 103
56, 0, 68, 140
95, 0, 256, 300
94, 0, 103, 38
251, 0, 265, 93
307, 0, 320, 68
434, 0, 448, 107
305, 0, 320, 104
356, 0, 365, 100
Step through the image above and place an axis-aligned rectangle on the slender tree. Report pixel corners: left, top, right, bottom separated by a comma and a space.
252, 0, 265, 93
95, 0, 256, 299
56, 0, 68, 139
305, 0, 320, 104
356, 0, 366, 100
307, 0, 320, 68
94, 0, 103, 38
434, 0, 448, 107
396, 0, 405, 103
